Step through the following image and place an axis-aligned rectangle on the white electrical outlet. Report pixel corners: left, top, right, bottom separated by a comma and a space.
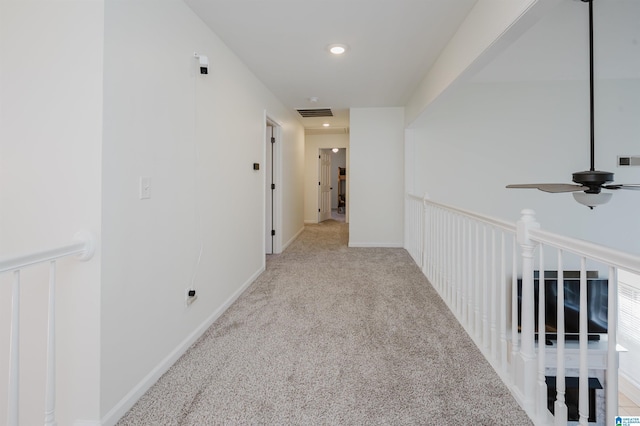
139, 176, 151, 200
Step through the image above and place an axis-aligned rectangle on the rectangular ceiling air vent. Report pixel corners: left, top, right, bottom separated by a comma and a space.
296, 108, 333, 118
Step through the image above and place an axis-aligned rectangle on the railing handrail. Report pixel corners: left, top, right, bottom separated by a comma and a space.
408, 192, 640, 276
407, 193, 516, 233
528, 226, 640, 275
0, 231, 95, 274
3, 231, 94, 426
406, 194, 631, 425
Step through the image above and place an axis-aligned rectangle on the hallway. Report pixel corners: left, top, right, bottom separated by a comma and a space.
117, 220, 531, 425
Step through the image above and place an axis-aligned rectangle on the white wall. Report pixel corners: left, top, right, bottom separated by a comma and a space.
101, 0, 304, 422
0, 2, 103, 425
349, 108, 404, 247
278, 121, 306, 250
304, 133, 349, 223
408, 79, 639, 252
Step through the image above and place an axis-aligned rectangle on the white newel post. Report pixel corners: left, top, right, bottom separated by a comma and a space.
422, 193, 430, 277
516, 209, 540, 414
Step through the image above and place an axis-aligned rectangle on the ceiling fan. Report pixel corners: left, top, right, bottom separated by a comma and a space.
506, 0, 640, 209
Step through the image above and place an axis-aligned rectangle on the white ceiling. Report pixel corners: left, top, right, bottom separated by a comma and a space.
184, 0, 478, 130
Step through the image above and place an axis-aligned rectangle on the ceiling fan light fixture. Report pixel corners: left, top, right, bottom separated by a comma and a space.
505, 1, 640, 208
572, 191, 612, 209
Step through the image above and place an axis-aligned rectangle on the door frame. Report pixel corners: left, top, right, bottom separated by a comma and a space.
265, 115, 282, 254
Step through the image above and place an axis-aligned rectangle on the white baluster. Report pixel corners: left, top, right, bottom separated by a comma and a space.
500, 232, 508, 374
453, 214, 459, 310
467, 219, 473, 330
418, 200, 423, 267
446, 212, 451, 302
435, 206, 441, 290
483, 225, 489, 348
423, 201, 429, 278
421, 198, 428, 275
555, 254, 568, 426
459, 217, 464, 323
579, 258, 589, 425
429, 204, 435, 282
511, 235, 519, 383
516, 209, 540, 412
8, 270, 20, 426
606, 266, 618, 424
455, 214, 459, 310
537, 245, 547, 420
45, 261, 57, 426
436, 206, 439, 285
491, 228, 497, 359
475, 222, 481, 338
429, 204, 433, 280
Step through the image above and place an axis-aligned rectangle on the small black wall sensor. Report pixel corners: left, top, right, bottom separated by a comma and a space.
253, 163, 260, 170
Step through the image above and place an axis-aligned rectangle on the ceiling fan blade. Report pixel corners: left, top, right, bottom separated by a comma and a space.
506, 183, 588, 193
603, 184, 640, 191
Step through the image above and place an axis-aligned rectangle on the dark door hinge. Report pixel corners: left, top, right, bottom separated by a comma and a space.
271, 230, 276, 236
271, 137, 275, 144
271, 183, 275, 190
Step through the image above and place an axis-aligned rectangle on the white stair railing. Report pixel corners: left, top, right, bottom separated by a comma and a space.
524, 223, 631, 426
1, 232, 95, 426
407, 194, 516, 379
405, 193, 640, 426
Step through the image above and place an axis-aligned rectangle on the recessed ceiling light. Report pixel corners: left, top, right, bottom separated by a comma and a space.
332, 148, 339, 153
328, 44, 348, 55
323, 123, 330, 127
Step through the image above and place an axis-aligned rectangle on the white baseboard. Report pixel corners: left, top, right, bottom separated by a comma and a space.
281, 226, 304, 252
101, 266, 265, 426
348, 242, 404, 248
620, 372, 640, 406
74, 421, 101, 426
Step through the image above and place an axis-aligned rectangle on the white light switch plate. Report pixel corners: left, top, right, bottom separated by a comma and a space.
139, 176, 151, 199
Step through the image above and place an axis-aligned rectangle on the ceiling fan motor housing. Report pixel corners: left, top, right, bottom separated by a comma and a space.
572, 170, 614, 193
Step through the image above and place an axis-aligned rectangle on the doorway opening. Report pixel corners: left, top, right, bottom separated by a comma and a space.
318, 148, 346, 223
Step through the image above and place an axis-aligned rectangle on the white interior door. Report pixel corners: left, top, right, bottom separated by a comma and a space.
318, 150, 332, 222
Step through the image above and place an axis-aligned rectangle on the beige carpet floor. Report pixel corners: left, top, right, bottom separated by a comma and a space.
117, 220, 532, 425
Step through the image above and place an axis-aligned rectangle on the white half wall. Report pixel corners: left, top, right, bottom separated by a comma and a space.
102, 1, 304, 422
0, 1, 103, 425
349, 108, 404, 247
